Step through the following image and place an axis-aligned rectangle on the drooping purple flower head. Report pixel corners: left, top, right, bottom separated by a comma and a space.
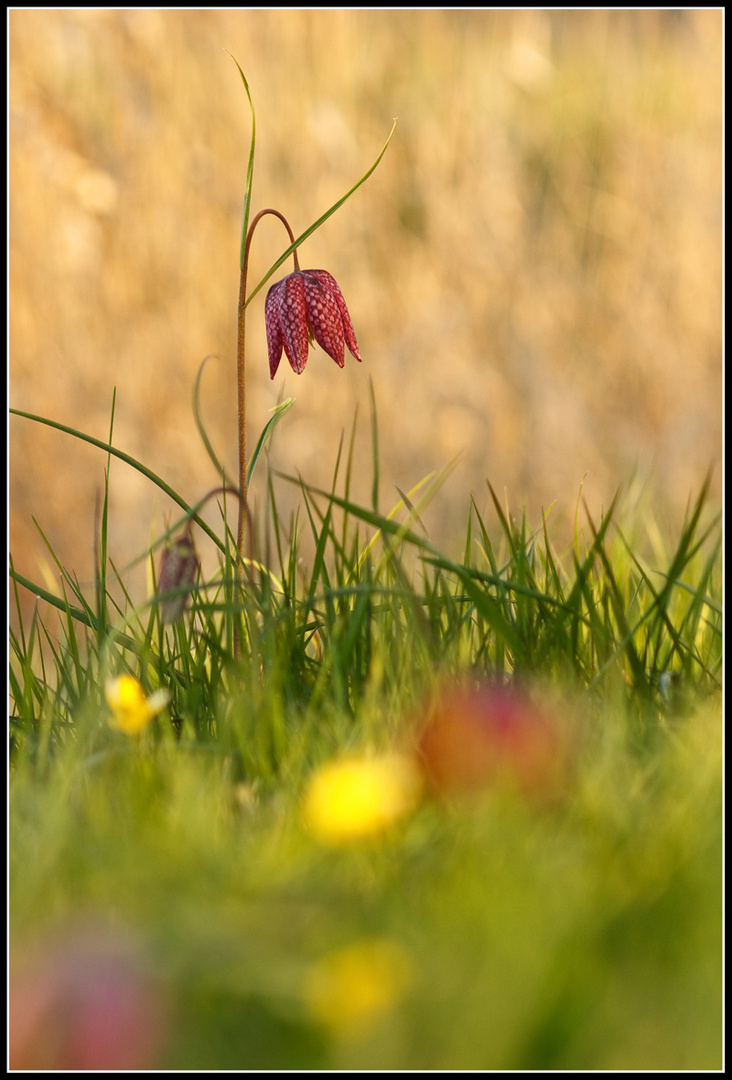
157, 529, 199, 624
265, 269, 362, 379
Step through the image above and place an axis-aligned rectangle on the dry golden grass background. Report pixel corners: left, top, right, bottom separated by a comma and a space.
10, 10, 722, 613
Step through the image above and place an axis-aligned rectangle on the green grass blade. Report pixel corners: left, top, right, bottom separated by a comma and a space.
369, 379, 380, 514
10, 408, 224, 553
244, 119, 398, 308
227, 53, 257, 270
192, 355, 235, 488
247, 397, 295, 487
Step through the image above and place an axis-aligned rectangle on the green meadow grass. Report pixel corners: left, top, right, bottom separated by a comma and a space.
9, 400, 722, 1070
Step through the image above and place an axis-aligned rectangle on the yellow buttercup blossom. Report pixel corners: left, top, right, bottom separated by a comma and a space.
302, 753, 422, 845
303, 938, 413, 1036
105, 675, 170, 735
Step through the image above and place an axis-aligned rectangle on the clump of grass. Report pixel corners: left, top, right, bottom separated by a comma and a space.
9, 391, 721, 768
8, 422, 723, 1068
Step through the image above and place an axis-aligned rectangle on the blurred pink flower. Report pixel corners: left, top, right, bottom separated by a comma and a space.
265, 269, 361, 378
9, 925, 169, 1070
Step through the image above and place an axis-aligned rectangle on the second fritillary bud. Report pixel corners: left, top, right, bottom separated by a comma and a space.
157, 528, 199, 624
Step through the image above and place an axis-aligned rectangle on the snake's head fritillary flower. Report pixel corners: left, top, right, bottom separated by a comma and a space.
265, 269, 362, 378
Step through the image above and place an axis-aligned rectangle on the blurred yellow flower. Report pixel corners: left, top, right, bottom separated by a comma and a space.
302, 753, 422, 845
303, 938, 412, 1036
105, 676, 170, 736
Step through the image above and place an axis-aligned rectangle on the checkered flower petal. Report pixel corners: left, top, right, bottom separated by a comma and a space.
306, 269, 362, 363
265, 273, 310, 377
265, 269, 361, 378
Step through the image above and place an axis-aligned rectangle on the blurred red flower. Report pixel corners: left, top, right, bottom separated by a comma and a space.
417, 682, 572, 801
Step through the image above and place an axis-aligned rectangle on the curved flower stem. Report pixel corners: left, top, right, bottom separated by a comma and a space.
236, 208, 298, 585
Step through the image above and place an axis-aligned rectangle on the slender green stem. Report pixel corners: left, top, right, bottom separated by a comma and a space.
236, 269, 248, 559
235, 209, 297, 659
236, 209, 298, 569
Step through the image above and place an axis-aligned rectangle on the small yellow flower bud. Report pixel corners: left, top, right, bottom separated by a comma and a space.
303, 938, 413, 1036
105, 675, 170, 736
302, 753, 422, 845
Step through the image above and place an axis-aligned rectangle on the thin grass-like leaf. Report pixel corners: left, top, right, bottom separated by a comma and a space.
244, 119, 398, 308
193, 355, 235, 488
247, 398, 295, 487
369, 379, 380, 514
10, 408, 223, 552
227, 53, 257, 271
